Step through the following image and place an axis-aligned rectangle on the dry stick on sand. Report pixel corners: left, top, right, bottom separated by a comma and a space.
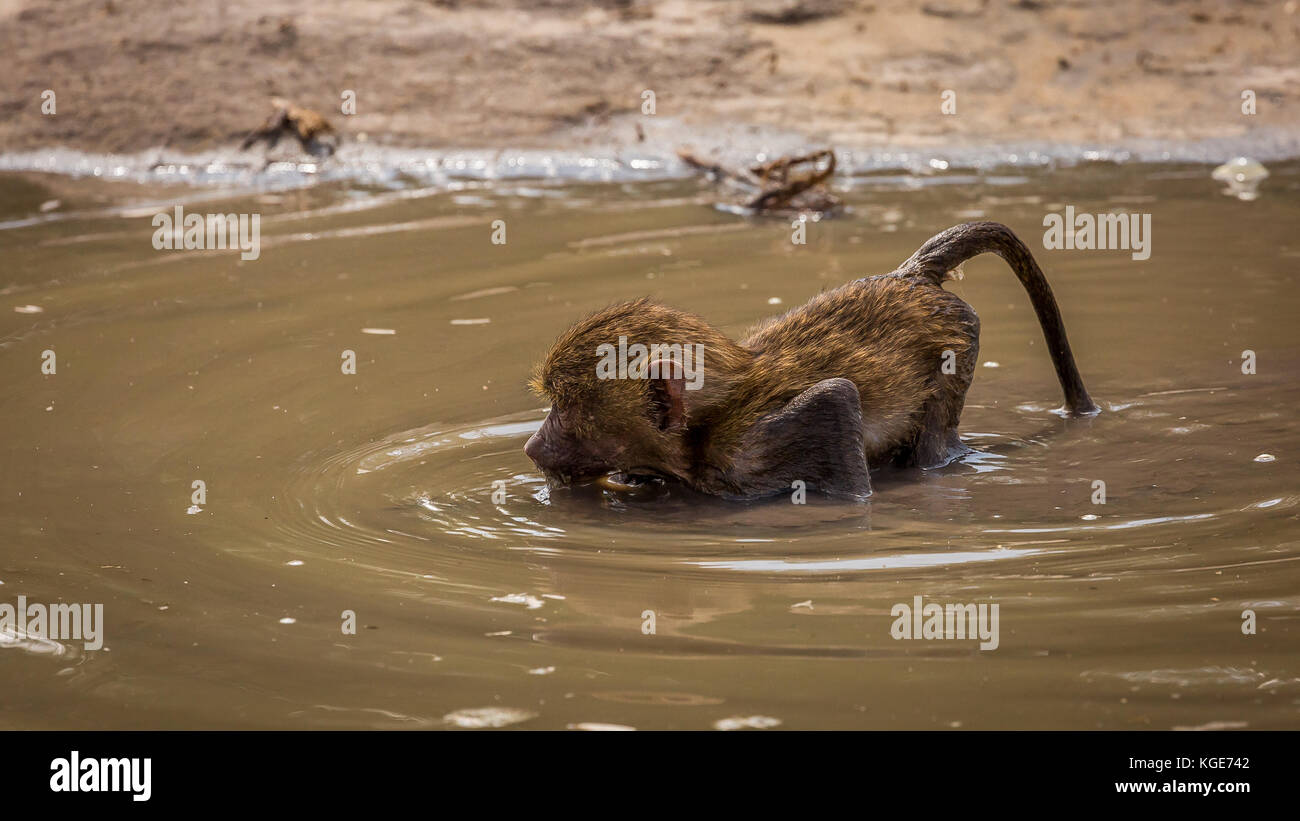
677, 147, 840, 213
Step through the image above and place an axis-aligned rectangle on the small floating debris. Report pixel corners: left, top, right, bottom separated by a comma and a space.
450, 318, 491, 325
527, 666, 556, 676
1211, 157, 1268, 201
982, 361, 1000, 368
568, 722, 636, 731
450, 286, 517, 301
361, 328, 396, 335
0, 626, 68, 656
443, 707, 536, 729
767, 297, 783, 305
39, 199, 61, 212
286, 560, 304, 566
715, 715, 782, 731
186, 505, 203, 515
1254, 453, 1276, 463
593, 690, 724, 707
13, 305, 43, 314
1173, 720, 1249, 731
1081, 514, 1099, 521
278, 617, 296, 625
678, 146, 841, 217
491, 592, 544, 610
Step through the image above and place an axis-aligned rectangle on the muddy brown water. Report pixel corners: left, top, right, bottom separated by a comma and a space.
1, 160, 1297, 730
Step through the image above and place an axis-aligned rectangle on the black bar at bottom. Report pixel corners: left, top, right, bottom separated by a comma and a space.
2, 730, 1286, 808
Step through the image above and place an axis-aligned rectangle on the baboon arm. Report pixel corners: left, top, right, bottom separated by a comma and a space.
726, 377, 872, 500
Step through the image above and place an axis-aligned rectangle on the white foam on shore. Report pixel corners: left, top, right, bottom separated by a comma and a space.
2, 122, 1298, 190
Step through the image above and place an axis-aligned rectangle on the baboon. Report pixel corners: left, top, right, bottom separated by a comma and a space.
525, 222, 1097, 500
240, 97, 340, 158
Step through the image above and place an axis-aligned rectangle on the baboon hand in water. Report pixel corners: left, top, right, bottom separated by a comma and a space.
525, 221, 1098, 500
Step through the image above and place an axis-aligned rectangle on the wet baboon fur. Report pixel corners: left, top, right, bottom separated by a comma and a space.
528, 222, 1096, 498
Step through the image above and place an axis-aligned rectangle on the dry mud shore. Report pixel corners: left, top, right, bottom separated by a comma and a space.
1, 0, 1298, 162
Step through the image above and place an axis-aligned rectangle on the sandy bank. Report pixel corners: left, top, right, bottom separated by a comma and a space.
1, 0, 1297, 160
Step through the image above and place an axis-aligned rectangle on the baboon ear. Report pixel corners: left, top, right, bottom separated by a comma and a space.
647, 359, 686, 431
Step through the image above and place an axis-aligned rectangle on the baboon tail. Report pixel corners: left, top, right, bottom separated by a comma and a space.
900, 221, 1099, 416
